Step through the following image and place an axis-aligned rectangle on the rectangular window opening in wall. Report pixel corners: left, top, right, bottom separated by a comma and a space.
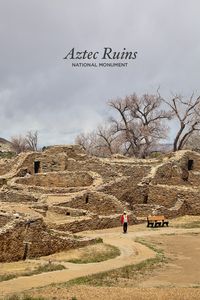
66, 212, 70, 216
188, 159, 194, 171
34, 161, 40, 174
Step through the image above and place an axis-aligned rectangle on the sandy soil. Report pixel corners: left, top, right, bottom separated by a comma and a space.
138, 233, 200, 288
31, 286, 200, 300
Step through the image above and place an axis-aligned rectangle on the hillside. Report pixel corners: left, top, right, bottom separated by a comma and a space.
0, 137, 13, 152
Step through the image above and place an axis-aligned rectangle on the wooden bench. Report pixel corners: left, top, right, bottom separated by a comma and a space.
147, 215, 169, 227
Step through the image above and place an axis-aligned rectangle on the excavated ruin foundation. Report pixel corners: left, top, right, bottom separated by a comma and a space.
0, 145, 200, 261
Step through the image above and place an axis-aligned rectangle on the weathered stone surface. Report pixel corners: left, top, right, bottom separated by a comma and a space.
0, 146, 200, 262
0, 218, 98, 262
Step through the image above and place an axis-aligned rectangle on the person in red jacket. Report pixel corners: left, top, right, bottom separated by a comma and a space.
121, 211, 129, 233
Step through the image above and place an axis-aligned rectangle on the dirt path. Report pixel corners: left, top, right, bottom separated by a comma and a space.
0, 225, 200, 298
0, 230, 155, 298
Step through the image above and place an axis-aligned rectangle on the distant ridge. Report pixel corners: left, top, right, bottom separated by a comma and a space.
0, 137, 12, 144
0, 137, 13, 152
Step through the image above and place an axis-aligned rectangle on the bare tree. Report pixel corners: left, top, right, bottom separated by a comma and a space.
25, 130, 38, 151
162, 94, 200, 151
183, 132, 200, 152
95, 124, 122, 156
11, 130, 39, 153
11, 135, 27, 154
75, 93, 172, 158
75, 131, 99, 156
75, 125, 121, 157
109, 93, 171, 157
109, 98, 138, 155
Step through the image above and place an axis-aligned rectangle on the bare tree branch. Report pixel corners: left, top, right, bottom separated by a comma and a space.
162, 94, 200, 151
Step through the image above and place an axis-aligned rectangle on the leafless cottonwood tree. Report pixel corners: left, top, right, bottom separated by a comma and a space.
11, 130, 39, 153
75, 131, 98, 155
76, 93, 172, 158
183, 132, 200, 152
75, 124, 121, 157
109, 93, 172, 157
11, 135, 27, 154
95, 125, 122, 156
162, 94, 200, 151
25, 130, 38, 151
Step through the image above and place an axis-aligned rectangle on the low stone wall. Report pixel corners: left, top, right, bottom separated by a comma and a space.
0, 214, 11, 227
0, 218, 98, 262
59, 191, 124, 216
0, 162, 12, 176
132, 200, 193, 218
0, 190, 38, 203
44, 145, 87, 161
148, 185, 181, 207
15, 171, 93, 188
50, 206, 88, 217
133, 204, 160, 217
16, 145, 88, 175
54, 213, 137, 233
151, 151, 200, 185
152, 162, 188, 185
97, 166, 150, 205
188, 171, 200, 186
148, 184, 200, 209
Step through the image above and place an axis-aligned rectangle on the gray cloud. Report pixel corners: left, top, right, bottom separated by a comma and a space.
0, 0, 200, 146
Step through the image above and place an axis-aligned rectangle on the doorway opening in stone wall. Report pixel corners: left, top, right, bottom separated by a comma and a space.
85, 195, 89, 204
34, 161, 40, 174
143, 195, 148, 204
22, 242, 29, 260
188, 159, 194, 171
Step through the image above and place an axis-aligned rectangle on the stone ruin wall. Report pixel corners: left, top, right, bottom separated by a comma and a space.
147, 186, 200, 215
49, 206, 88, 217
15, 153, 39, 176
56, 191, 124, 216
0, 190, 39, 203
0, 160, 14, 176
152, 151, 200, 186
66, 159, 121, 184
1, 146, 200, 263
44, 144, 87, 160
133, 151, 200, 216
97, 166, 151, 205
15, 152, 67, 176
0, 218, 98, 262
15, 171, 93, 188
54, 213, 137, 233
17, 145, 87, 176
0, 214, 11, 227
148, 185, 183, 207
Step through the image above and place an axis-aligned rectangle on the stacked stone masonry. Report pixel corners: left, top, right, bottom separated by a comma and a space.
0, 145, 200, 262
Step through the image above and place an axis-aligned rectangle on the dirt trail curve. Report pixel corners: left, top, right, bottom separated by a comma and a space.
0, 226, 200, 298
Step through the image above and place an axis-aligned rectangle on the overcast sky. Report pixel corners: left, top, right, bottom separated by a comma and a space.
0, 0, 200, 146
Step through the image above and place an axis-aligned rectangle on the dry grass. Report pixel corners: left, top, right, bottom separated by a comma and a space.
173, 221, 200, 229
42, 243, 117, 264
4, 295, 46, 300
0, 263, 65, 283
66, 243, 120, 264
